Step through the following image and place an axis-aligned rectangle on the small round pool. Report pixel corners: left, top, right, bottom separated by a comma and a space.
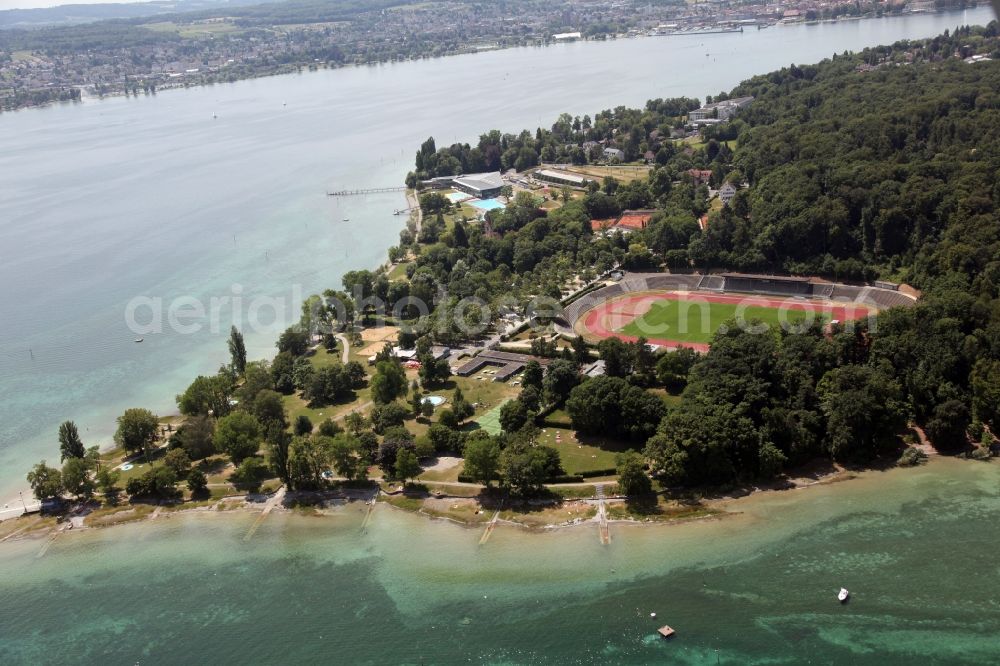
422, 396, 446, 407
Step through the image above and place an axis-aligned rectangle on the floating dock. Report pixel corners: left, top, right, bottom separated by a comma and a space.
657, 625, 676, 639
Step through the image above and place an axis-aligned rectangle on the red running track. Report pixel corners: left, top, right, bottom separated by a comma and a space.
580, 291, 875, 353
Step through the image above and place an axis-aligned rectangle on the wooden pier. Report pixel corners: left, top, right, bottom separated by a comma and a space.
326, 186, 406, 197
479, 503, 503, 545
596, 484, 610, 545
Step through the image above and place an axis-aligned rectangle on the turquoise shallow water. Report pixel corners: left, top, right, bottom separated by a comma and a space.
1, 459, 998, 664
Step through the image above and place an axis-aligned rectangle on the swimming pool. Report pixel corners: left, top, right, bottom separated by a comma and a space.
446, 192, 468, 203
469, 198, 505, 211
422, 395, 446, 407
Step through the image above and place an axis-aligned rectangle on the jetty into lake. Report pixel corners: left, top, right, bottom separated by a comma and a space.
326, 186, 406, 197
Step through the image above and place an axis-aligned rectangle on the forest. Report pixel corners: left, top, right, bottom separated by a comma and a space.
398, 24, 1000, 485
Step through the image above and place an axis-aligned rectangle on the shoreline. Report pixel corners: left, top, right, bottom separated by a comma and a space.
2, 6, 987, 116
0, 451, 931, 545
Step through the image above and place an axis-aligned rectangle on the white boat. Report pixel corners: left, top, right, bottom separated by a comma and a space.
838, 588, 849, 603
134, 337, 144, 343
342, 218, 350, 222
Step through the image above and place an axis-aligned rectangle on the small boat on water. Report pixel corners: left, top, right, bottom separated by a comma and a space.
838, 588, 850, 603
342, 218, 350, 222
134, 337, 144, 343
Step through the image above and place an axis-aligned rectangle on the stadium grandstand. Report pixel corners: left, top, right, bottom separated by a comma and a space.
553, 272, 917, 338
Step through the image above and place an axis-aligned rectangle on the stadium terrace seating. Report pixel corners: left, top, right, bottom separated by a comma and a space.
552, 272, 916, 338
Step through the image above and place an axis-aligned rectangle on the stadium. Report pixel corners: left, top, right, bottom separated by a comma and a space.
556, 273, 917, 352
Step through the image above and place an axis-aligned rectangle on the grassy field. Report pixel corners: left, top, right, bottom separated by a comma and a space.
563, 164, 651, 184
537, 427, 634, 475
621, 299, 816, 345
144, 20, 242, 38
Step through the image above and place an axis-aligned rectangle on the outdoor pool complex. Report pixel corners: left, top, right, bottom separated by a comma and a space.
469, 198, 504, 211
445, 191, 468, 203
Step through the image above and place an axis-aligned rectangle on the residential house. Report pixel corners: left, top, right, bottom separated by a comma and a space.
719, 182, 738, 206
603, 147, 625, 162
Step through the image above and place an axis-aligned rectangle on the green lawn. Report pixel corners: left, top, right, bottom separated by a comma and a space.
537, 427, 634, 475
621, 299, 816, 345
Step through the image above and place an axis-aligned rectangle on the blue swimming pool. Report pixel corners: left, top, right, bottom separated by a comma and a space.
469, 198, 505, 211
446, 191, 468, 203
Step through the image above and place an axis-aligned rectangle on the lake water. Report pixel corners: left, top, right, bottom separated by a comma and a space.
0, 458, 998, 663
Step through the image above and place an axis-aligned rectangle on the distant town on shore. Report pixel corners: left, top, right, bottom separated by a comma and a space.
0, 0, 982, 111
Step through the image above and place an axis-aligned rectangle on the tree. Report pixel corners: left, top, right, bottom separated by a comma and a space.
418, 353, 450, 387
971, 359, 1000, 430
58, 421, 85, 462
114, 408, 160, 458
230, 457, 269, 492
370, 402, 409, 434
176, 374, 232, 417
252, 389, 287, 430
410, 382, 424, 417
499, 443, 560, 495
924, 400, 970, 451
329, 434, 369, 482
370, 360, 407, 404
26, 462, 62, 501
615, 451, 651, 496
271, 351, 296, 394
597, 338, 632, 378
566, 376, 665, 442
463, 436, 500, 487
163, 448, 192, 477
757, 441, 787, 479
186, 469, 208, 496
294, 415, 314, 436
228, 325, 247, 375
656, 348, 698, 392
317, 418, 343, 438
451, 387, 474, 423
96, 467, 120, 500
267, 425, 292, 485
543, 359, 581, 405
571, 336, 590, 364
421, 398, 435, 419
170, 415, 216, 460
213, 412, 262, 465
522, 361, 544, 391
394, 448, 421, 484
60, 457, 93, 500
499, 399, 529, 433
344, 412, 366, 436
519, 386, 541, 412
126, 467, 178, 499
305, 365, 353, 405
238, 361, 275, 404
277, 326, 309, 356
818, 365, 907, 460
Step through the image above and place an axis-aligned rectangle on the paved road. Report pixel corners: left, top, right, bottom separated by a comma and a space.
335, 333, 350, 363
